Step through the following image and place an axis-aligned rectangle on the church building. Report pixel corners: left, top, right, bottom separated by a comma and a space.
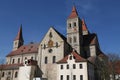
0, 6, 108, 80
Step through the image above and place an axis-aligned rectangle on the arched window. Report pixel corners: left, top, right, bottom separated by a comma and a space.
53, 56, 56, 63
68, 23, 71, 28
73, 36, 77, 43
18, 58, 20, 63
2, 72, 4, 77
15, 71, 18, 78
74, 22, 76, 27
56, 42, 58, 48
45, 57, 48, 64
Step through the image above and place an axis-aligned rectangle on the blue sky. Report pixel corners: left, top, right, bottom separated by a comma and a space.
0, 0, 120, 57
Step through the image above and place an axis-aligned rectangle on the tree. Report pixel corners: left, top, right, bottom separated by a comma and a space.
107, 53, 120, 80
0, 57, 5, 80
95, 55, 110, 80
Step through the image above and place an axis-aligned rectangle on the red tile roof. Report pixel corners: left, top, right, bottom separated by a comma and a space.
0, 60, 37, 70
57, 51, 87, 63
0, 63, 23, 70
68, 6, 78, 19
14, 25, 24, 42
82, 19, 88, 31
6, 43, 39, 57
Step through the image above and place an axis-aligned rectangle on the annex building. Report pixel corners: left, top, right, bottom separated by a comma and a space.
0, 6, 109, 80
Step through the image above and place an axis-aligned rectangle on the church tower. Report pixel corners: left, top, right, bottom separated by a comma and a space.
13, 24, 24, 51
67, 6, 83, 55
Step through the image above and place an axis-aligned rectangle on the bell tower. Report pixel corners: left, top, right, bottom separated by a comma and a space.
67, 6, 83, 55
13, 24, 24, 51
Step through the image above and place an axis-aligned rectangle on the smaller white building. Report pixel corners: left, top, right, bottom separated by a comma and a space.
57, 51, 94, 80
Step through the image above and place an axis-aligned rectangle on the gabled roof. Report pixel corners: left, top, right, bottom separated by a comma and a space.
57, 51, 87, 64
6, 43, 39, 57
68, 6, 78, 19
52, 27, 66, 41
14, 24, 24, 42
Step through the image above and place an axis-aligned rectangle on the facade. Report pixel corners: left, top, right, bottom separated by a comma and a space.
0, 6, 108, 80
57, 51, 94, 80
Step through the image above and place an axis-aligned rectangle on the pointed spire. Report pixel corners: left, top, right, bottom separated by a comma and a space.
82, 19, 90, 35
14, 24, 24, 42
68, 6, 78, 19
82, 19, 88, 31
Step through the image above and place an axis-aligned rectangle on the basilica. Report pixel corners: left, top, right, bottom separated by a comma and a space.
0, 6, 108, 80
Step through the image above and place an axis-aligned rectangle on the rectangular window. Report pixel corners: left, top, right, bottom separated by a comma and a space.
67, 75, 69, 80
45, 57, 48, 64
61, 65, 63, 69
80, 75, 83, 80
73, 64, 76, 69
53, 56, 56, 63
73, 75, 76, 80
60, 75, 63, 80
66, 64, 69, 69
12, 59, 15, 64
79, 64, 83, 69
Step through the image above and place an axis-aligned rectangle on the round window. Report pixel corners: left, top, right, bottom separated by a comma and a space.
48, 49, 53, 53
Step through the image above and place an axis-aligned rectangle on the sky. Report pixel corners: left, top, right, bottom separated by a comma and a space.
0, 0, 120, 58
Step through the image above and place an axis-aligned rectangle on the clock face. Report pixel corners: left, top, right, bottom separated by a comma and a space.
48, 48, 53, 53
